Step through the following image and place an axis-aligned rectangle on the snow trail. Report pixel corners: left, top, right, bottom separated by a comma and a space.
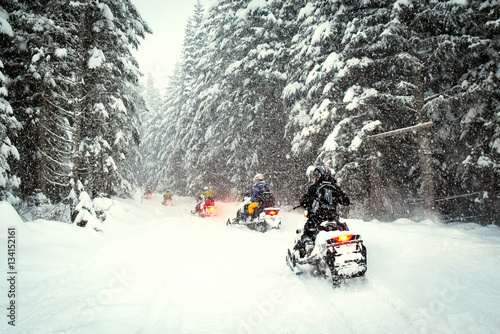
1, 195, 499, 334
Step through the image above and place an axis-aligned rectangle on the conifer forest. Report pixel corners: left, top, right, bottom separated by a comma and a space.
1, 0, 499, 224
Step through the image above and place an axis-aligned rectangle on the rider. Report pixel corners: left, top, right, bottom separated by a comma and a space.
196, 186, 214, 212
294, 166, 350, 258
163, 190, 173, 202
248, 173, 273, 219
201, 186, 213, 200
145, 182, 153, 197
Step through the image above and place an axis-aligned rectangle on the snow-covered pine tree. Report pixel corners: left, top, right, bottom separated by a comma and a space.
394, 0, 500, 222
176, 0, 294, 199
0, 4, 21, 204
284, 1, 405, 216
123, 79, 148, 196
135, 72, 162, 189
4, 0, 149, 207
320, 1, 425, 220
284, 1, 336, 159
283, 1, 347, 199
211, 0, 291, 199
154, 1, 210, 196
173, 0, 236, 196
169, 5, 207, 193
8, 0, 76, 202
182, 1, 205, 95
69, 0, 150, 200
139, 1, 207, 196
143, 73, 163, 117
271, 0, 307, 202
153, 65, 188, 193
73, 190, 103, 231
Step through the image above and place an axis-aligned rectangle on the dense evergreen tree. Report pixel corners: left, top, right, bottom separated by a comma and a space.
2, 0, 150, 218
138, 1, 208, 196
0, 3, 22, 204
152, 0, 296, 200
290, 1, 424, 219
178, 0, 241, 197
169, 0, 208, 194
393, 0, 500, 221
8, 0, 76, 202
2, 0, 498, 224
151, 0, 499, 223
283, 0, 355, 203
68, 0, 150, 200
217, 0, 292, 199
136, 72, 162, 189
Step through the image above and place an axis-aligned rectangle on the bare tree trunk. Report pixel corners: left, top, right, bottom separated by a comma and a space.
415, 71, 435, 214
70, 9, 88, 217
38, 106, 47, 196
367, 139, 383, 219
487, 169, 498, 225
418, 130, 434, 211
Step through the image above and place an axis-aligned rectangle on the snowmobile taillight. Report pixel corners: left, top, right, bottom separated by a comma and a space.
147, 193, 152, 198
208, 206, 215, 211
264, 208, 279, 216
333, 234, 353, 242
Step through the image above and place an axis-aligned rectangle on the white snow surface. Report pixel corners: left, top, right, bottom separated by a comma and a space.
1, 195, 500, 334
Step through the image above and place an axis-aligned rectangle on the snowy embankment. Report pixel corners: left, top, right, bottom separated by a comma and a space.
1, 195, 499, 334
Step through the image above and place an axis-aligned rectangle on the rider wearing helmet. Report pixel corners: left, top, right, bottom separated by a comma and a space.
145, 181, 153, 194
248, 173, 271, 217
163, 190, 173, 200
163, 190, 173, 205
300, 166, 349, 213
294, 165, 350, 258
196, 185, 214, 212
201, 186, 213, 200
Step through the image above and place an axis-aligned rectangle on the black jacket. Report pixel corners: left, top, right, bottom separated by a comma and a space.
300, 175, 350, 213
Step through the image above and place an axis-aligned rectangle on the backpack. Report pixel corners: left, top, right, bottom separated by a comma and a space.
260, 191, 275, 208
311, 181, 339, 218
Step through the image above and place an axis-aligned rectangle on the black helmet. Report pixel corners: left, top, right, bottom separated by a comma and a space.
312, 166, 331, 183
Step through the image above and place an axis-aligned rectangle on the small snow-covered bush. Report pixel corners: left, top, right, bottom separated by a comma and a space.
73, 191, 104, 232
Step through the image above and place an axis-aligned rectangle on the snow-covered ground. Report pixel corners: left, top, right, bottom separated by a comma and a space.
1, 194, 500, 334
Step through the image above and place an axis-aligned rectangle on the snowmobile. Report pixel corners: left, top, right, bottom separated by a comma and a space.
162, 197, 173, 206
286, 214, 367, 286
226, 193, 281, 233
192, 197, 216, 218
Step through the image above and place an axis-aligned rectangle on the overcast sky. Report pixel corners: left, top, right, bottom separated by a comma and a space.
131, 0, 213, 87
